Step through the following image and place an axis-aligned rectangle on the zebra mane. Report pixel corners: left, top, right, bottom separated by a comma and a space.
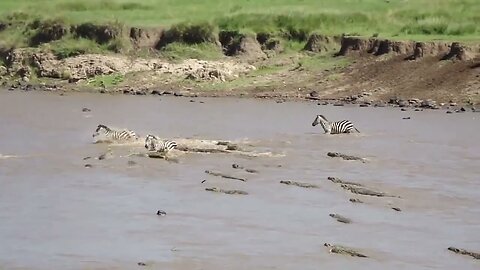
146, 134, 158, 140
96, 124, 110, 131
317, 115, 329, 122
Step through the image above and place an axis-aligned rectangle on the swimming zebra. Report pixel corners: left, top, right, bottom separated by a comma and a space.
92, 124, 138, 141
311, 115, 360, 134
144, 135, 178, 153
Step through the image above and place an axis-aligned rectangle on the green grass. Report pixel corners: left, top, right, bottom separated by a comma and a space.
88, 73, 124, 88
44, 38, 104, 59
159, 42, 224, 61
297, 53, 351, 71
1, 0, 479, 40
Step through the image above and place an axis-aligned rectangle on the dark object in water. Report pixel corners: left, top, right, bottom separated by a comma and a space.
226, 144, 239, 151
324, 243, 368, 258
82, 107, 91, 112
327, 176, 363, 186
447, 247, 480, 259
341, 184, 393, 197
232, 163, 244, 169
176, 146, 230, 154
392, 207, 402, 212
205, 187, 248, 195
156, 210, 167, 216
205, 170, 246, 182
402, 117, 411, 120
216, 141, 230, 146
280, 180, 319, 189
329, 213, 352, 224
327, 152, 365, 162
349, 198, 363, 203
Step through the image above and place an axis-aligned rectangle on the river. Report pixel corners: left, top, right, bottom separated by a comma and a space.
0, 90, 479, 269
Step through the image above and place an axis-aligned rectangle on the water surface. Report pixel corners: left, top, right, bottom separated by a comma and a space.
0, 91, 479, 269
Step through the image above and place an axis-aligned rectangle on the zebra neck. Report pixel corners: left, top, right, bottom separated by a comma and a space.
320, 120, 331, 132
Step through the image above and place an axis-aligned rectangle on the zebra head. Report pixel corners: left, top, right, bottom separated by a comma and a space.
93, 124, 109, 137
312, 115, 328, 126
145, 135, 159, 151
312, 115, 332, 133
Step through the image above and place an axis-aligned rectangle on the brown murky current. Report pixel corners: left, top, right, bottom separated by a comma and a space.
0, 91, 479, 269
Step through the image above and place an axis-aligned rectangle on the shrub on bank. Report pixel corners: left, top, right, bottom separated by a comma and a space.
157, 22, 218, 48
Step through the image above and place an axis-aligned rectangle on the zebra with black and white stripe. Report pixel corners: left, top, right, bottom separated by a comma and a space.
144, 135, 178, 153
92, 124, 139, 141
312, 115, 360, 134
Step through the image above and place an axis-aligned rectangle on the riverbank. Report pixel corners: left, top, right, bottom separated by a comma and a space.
2, 38, 479, 111
1, 1, 480, 107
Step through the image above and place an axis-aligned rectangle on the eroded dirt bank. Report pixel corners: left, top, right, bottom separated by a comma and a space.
1, 32, 479, 107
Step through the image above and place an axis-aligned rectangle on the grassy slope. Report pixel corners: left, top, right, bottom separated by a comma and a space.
0, 0, 479, 40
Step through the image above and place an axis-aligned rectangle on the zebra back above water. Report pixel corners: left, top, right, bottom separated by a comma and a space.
144, 135, 178, 153
92, 124, 138, 141
312, 115, 360, 134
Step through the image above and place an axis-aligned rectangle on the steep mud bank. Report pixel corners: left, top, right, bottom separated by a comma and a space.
336, 36, 479, 60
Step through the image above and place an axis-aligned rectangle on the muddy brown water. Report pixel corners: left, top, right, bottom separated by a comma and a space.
0, 91, 479, 269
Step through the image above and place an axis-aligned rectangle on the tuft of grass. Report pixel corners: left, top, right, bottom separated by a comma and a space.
297, 53, 351, 72
88, 73, 124, 88
216, 12, 374, 39
45, 38, 104, 59
158, 22, 218, 48
159, 42, 223, 61
58, 0, 151, 12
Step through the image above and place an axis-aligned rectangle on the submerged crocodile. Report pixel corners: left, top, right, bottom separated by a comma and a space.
448, 246, 480, 260
205, 170, 247, 182
324, 243, 368, 258
205, 187, 248, 195
340, 184, 399, 198
280, 180, 319, 189
329, 213, 352, 224
327, 176, 363, 186
327, 152, 366, 162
